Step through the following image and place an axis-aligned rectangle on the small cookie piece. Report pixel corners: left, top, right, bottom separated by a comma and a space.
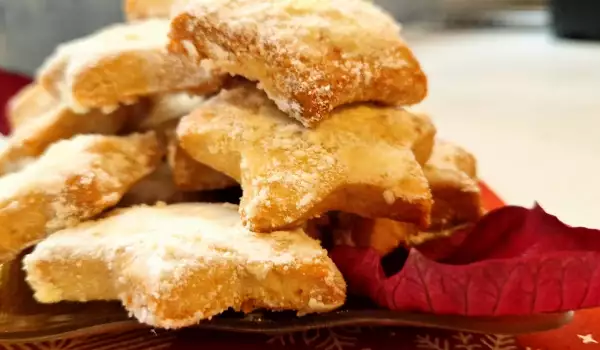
169, 0, 427, 127
332, 213, 415, 255
178, 85, 435, 232
167, 137, 237, 191
0, 104, 130, 175
124, 0, 179, 21
23, 203, 347, 328
336, 141, 483, 256
6, 83, 57, 131
333, 214, 472, 256
0, 133, 162, 261
425, 140, 481, 229
38, 19, 226, 113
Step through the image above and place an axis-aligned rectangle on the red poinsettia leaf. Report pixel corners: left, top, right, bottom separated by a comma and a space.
415, 225, 472, 262
330, 204, 600, 316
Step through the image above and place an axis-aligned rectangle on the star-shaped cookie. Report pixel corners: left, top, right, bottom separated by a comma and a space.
0, 133, 162, 261
24, 203, 346, 329
169, 0, 427, 127
38, 19, 226, 113
177, 84, 435, 232
0, 102, 133, 175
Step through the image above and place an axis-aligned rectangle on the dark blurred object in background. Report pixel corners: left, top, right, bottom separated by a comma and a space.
550, 0, 600, 40
376, 0, 548, 30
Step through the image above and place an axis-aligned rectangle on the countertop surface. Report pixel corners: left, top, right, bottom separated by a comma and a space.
410, 28, 600, 228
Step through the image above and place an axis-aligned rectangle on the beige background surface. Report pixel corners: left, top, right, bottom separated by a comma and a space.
411, 29, 600, 228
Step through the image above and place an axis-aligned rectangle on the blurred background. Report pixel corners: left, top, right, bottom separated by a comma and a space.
1, 0, 599, 75
0, 0, 598, 227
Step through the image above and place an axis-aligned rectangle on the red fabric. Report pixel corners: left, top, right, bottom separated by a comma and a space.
0, 69, 32, 135
0, 70, 598, 349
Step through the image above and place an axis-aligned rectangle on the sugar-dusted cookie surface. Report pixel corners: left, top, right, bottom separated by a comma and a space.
134, 92, 206, 131
169, 0, 427, 127
0, 133, 162, 261
24, 203, 346, 329
167, 136, 237, 192
424, 140, 482, 230
38, 19, 226, 113
336, 140, 483, 256
0, 104, 132, 175
177, 84, 435, 232
137, 114, 237, 192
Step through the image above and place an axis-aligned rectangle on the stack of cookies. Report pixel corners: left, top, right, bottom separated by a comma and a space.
0, 0, 483, 329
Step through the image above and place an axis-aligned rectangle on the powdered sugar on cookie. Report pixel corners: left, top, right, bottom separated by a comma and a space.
177, 85, 435, 232
0, 133, 161, 261
38, 19, 226, 112
24, 203, 346, 328
169, 0, 428, 126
